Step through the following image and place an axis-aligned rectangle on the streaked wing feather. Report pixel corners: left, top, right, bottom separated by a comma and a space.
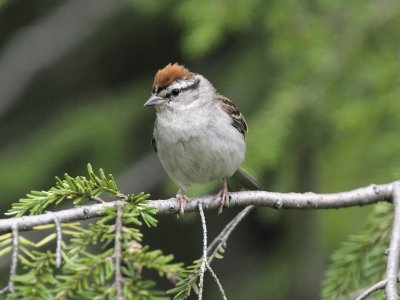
217, 95, 247, 137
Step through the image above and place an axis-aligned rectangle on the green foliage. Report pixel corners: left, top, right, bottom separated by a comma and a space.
0, 165, 183, 299
6, 164, 121, 217
55, 201, 181, 299
174, 0, 260, 57
10, 251, 57, 300
321, 203, 392, 299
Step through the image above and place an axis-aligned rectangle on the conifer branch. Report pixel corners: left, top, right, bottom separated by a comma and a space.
0, 165, 180, 299
1, 181, 398, 234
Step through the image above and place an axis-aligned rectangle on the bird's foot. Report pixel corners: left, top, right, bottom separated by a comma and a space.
176, 192, 190, 218
216, 179, 230, 214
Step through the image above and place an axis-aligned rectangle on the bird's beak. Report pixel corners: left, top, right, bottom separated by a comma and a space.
144, 94, 165, 107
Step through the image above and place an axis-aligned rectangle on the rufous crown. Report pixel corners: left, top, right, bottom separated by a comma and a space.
153, 63, 192, 89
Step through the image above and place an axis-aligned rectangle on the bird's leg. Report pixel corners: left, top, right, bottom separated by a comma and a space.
216, 178, 230, 214
176, 190, 190, 218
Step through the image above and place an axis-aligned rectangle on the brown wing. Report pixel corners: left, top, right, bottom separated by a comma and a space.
217, 95, 248, 137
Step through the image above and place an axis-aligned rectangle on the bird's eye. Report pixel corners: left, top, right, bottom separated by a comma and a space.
171, 89, 180, 96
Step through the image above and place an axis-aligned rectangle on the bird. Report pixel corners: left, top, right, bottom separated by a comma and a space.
144, 63, 261, 217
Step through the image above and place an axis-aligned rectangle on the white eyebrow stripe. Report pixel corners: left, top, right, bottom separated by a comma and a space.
171, 81, 190, 90
172, 78, 200, 91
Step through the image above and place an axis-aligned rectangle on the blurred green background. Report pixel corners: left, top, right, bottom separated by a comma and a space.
0, 0, 399, 299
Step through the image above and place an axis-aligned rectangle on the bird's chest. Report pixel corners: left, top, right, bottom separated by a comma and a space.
154, 110, 214, 159
154, 110, 221, 181
153, 108, 245, 187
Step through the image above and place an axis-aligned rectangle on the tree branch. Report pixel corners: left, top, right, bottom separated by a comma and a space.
114, 203, 124, 300
0, 223, 19, 294
205, 260, 227, 300
355, 274, 400, 300
355, 279, 388, 300
50, 212, 62, 268
385, 183, 400, 299
198, 203, 207, 300
0, 180, 398, 234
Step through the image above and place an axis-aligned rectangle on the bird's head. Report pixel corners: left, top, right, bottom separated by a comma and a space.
144, 63, 213, 111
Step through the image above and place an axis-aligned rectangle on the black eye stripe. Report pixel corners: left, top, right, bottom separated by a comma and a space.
152, 79, 200, 98
164, 88, 181, 99
181, 79, 200, 92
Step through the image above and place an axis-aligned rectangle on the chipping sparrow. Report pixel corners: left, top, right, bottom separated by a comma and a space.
145, 63, 261, 216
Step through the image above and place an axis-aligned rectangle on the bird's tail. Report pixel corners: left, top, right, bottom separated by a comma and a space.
229, 167, 263, 191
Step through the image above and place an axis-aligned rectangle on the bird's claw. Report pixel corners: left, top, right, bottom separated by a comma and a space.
216, 179, 230, 214
176, 193, 190, 218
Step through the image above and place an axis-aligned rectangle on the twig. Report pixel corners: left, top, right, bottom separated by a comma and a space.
355, 279, 387, 300
184, 205, 249, 299
52, 213, 62, 268
114, 203, 124, 300
207, 205, 254, 259
0, 181, 399, 234
355, 274, 400, 300
205, 260, 227, 300
200, 206, 253, 300
46, 211, 63, 268
0, 223, 19, 294
385, 183, 400, 299
198, 202, 207, 300
8, 223, 19, 293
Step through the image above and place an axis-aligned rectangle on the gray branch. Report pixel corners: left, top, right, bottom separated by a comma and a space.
0, 223, 19, 294
51, 213, 62, 268
197, 203, 207, 300
0, 181, 398, 234
355, 279, 388, 300
355, 275, 400, 300
385, 183, 400, 299
206, 260, 227, 300
114, 202, 124, 300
